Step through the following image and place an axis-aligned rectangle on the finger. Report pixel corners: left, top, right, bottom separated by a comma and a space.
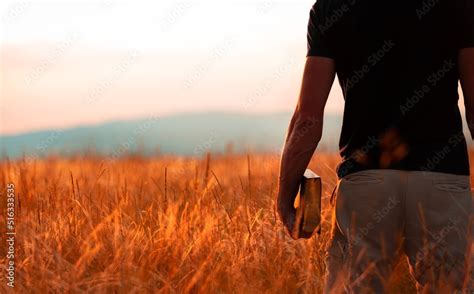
299, 230, 313, 239
284, 212, 296, 234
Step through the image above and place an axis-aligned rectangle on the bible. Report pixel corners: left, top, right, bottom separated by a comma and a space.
291, 169, 322, 240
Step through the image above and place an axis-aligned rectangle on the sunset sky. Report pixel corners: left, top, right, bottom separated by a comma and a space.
0, 0, 346, 135
0, 0, 466, 135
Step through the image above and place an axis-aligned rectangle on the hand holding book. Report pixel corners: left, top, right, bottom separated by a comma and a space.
291, 169, 322, 240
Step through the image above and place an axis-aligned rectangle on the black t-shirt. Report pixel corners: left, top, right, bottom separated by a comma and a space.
307, 0, 474, 178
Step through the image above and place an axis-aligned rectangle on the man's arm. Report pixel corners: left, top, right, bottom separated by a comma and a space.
460, 48, 474, 139
276, 56, 336, 234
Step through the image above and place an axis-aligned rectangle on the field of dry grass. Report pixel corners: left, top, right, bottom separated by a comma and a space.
2, 152, 472, 293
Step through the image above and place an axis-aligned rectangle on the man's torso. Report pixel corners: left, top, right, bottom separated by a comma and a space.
314, 0, 470, 178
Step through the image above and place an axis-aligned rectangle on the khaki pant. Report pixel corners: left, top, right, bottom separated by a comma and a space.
324, 170, 472, 294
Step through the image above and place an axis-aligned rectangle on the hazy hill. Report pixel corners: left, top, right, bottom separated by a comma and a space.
0, 112, 343, 159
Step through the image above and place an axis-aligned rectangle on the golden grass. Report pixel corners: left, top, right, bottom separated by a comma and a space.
1, 152, 470, 293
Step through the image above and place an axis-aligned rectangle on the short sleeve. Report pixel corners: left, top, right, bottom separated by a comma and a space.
457, 0, 474, 49
307, 2, 335, 58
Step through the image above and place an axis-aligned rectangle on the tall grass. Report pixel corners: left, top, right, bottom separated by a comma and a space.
1, 152, 468, 293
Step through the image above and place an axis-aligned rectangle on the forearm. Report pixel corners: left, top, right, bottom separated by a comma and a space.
275, 57, 334, 231
459, 48, 474, 139
463, 85, 474, 140
462, 76, 474, 138
277, 111, 323, 208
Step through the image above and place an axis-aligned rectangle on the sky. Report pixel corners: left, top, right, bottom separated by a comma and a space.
0, 0, 347, 135
0, 1, 467, 136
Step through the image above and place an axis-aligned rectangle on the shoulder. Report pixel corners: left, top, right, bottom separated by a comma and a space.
309, 0, 326, 17
310, 0, 348, 14
309, 0, 348, 35
309, 0, 351, 25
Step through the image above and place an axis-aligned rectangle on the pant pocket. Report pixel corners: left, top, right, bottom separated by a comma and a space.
342, 170, 384, 185
431, 173, 471, 193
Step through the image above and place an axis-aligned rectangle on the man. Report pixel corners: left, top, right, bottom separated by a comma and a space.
277, 0, 474, 292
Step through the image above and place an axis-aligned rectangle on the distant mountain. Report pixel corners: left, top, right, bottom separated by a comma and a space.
0, 112, 343, 159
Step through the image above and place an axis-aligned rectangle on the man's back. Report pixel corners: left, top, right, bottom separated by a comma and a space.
277, 0, 474, 292
309, 0, 473, 178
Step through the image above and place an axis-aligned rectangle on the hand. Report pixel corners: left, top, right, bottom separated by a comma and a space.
277, 199, 296, 236
277, 195, 315, 240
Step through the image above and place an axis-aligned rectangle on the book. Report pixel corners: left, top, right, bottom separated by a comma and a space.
291, 169, 322, 240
